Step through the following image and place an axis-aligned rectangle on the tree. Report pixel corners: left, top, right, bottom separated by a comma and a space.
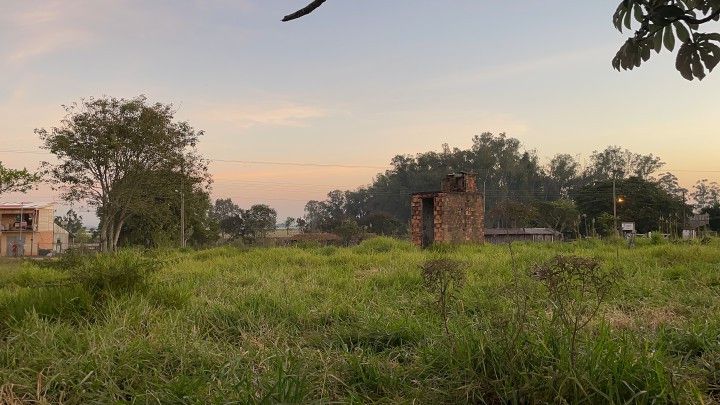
548, 154, 581, 198
54, 209, 84, 237
701, 203, 720, 232
335, 219, 363, 246
0, 162, 40, 195
283, 1, 720, 81
220, 215, 245, 241
613, 0, 720, 80
656, 172, 688, 199
37, 96, 206, 252
296, 218, 308, 233
212, 198, 243, 238
573, 177, 688, 234
284, 217, 296, 235
583, 146, 664, 181
241, 204, 277, 242
360, 212, 406, 236
119, 169, 217, 248
692, 179, 720, 210
534, 199, 580, 235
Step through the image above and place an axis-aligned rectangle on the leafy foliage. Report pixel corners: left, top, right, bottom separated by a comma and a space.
0, 161, 40, 195
573, 177, 688, 234
303, 135, 666, 236
54, 209, 84, 237
212, 199, 277, 243
37, 96, 209, 252
613, 0, 720, 80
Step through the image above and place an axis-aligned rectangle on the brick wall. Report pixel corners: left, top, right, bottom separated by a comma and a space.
411, 191, 484, 247
438, 193, 484, 244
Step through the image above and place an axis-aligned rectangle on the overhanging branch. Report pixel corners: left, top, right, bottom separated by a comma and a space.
282, 0, 328, 22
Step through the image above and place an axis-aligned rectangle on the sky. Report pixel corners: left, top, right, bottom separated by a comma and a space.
1, 0, 719, 226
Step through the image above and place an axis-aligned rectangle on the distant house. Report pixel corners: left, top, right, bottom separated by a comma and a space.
683, 214, 710, 239
0, 202, 65, 256
484, 228, 563, 244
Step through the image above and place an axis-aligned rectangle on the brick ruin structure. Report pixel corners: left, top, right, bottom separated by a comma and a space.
410, 172, 485, 248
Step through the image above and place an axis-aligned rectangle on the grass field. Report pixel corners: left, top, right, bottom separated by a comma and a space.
1, 238, 720, 403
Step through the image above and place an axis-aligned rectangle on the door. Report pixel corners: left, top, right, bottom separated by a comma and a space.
421, 198, 435, 247
6, 236, 25, 257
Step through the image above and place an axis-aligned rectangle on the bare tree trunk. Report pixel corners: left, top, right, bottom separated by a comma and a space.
112, 217, 125, 251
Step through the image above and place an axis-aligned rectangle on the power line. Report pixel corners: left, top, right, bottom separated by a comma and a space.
3, 148, 720, 173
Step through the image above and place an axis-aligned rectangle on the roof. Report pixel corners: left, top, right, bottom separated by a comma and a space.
53, 224, 70, 235
484, 228, 562, 236
0, 202, 55, 210
686, 214, 710, 230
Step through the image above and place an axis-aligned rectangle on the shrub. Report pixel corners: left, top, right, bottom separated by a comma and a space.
67, 250, 160, 299
650, 232, 666, 245
532, 255, 621, 365
421, 258, 467, 335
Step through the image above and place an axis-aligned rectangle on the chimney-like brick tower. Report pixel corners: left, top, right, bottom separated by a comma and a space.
411, 172, 484, 247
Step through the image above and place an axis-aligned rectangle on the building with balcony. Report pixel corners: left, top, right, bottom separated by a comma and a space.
0, 202, 67, 257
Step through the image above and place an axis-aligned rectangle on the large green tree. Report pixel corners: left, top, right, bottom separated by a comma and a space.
573, 177, 688, 234
37, 96, 207, 252
282, 1, 720, 80
212, 199, 277, 243
119, 169, 217, 248
0, 162, 40, 195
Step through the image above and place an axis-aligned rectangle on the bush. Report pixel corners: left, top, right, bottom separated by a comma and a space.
650, 232, 666, 245
421, 258, 467, 335
67, 250, 160, 299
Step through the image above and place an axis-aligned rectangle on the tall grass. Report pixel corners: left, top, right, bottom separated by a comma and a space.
0, 240, 719, 402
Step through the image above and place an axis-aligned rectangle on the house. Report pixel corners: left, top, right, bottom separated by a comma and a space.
484, 228, 563, 244
0, 202, 65, 257
683, 214, 710, 239
410, 172, 484, 247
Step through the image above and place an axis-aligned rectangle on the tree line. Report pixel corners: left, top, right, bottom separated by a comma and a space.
302, 133, 720, 237
3, 97, 720, 250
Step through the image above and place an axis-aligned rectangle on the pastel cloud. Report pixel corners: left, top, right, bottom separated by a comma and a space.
191, 103, 328, 129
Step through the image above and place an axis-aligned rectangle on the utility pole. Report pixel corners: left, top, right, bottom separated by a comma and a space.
19, 202, 24, 257
613, 177, 618, 236
682, 190, 687, 237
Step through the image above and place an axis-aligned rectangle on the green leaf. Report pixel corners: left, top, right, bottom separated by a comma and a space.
676, 43, 695, 80
700, 44, 720, 71
624, 6, 632, 29
653, 5, 686, 19
706, 33, 720, 42
691, 52, 706, 80
664, 25, 676, 51
653, 31, 664, 53
674, 22, 691, 43
633, 3, 644, 22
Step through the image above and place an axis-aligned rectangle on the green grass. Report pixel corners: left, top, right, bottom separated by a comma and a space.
1, 237, 720, 403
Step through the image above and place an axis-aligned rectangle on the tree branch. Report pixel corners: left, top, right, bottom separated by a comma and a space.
282, 0, 327, 22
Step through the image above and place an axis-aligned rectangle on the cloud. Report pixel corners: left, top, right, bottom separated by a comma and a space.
425, 46, 613, 89
192, 102, 328, 129
1, 2, 95, 64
